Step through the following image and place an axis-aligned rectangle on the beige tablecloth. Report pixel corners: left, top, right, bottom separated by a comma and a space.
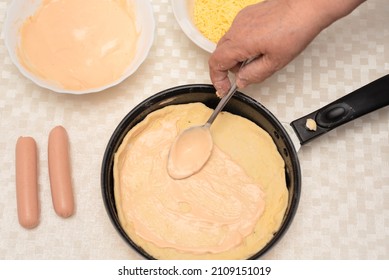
0, 0, 388, 259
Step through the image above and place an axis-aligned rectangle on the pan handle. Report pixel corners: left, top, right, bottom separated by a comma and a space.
290, 74, 389, 145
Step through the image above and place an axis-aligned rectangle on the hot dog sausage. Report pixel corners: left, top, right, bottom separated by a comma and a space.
15, 136, 39, 229
48, 126, 74, 218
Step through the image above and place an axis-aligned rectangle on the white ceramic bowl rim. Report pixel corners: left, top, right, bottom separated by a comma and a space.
171, 0, 216, 53
4, 0, 155, 94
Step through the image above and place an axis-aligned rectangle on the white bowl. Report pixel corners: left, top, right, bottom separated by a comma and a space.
4, 0, 155, 94
171, 0, 216, 53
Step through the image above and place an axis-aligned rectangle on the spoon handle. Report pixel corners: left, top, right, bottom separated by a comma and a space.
206, 58, 255, 125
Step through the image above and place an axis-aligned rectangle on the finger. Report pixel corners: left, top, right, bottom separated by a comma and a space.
208, 39, 248, 95
216, 62, 240, 96
236, 55, 280, 88
213, 75, 231, 97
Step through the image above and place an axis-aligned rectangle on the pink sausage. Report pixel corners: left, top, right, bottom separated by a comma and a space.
15, 136, 39, 229
48, 126, 74, 218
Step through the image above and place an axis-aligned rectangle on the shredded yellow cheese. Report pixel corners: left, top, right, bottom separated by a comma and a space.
193, 0, 262, 44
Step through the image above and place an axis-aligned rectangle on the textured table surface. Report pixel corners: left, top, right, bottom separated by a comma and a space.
0, 0, 388, 259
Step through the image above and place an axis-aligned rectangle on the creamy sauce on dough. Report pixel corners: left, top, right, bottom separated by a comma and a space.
114, 103, 288, 259
18, 0, 138, 91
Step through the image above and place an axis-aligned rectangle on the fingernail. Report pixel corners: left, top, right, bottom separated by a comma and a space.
214, 83, 226, 97
215, 88, 226, 98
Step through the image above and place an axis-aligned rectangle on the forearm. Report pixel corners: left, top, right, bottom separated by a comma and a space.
319, 0, 366, 19
294, 0, 366, 30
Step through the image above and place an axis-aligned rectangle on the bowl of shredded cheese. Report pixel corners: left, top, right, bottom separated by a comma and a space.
171, 0, 262, 53
4, 0, 155, 94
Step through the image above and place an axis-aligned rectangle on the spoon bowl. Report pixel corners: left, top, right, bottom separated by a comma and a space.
167, 123, 213, 179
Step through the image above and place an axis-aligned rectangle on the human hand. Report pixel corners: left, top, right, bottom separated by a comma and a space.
208, 0, 365, 96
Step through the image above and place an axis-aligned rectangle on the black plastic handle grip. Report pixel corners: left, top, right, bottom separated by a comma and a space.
291, 74, 389, 145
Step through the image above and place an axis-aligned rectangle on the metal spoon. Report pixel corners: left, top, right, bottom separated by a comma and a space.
167, 58, 254, 179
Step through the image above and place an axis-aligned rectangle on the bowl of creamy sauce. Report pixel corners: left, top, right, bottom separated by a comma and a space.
4, 0, 155, 94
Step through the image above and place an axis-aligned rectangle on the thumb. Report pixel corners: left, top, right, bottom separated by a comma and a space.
236, 55, 278, 88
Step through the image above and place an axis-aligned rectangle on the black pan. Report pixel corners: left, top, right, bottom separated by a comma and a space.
101, 74, 389, 259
